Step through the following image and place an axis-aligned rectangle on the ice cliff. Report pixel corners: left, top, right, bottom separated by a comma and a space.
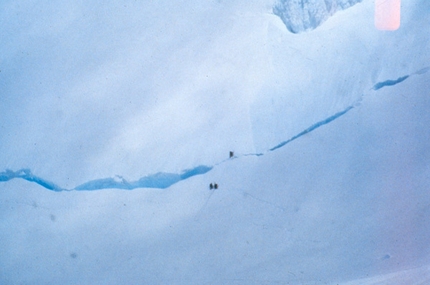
273, 0, 363, 33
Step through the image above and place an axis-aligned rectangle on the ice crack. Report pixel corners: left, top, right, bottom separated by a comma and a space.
373, 75, 409, 90
2, 67, 429, 191
0, 169, 64, 192
74, 166, 213, 191
372, 66, 430, 91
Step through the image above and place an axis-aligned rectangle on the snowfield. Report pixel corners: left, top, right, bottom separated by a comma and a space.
1, 0, 429, 284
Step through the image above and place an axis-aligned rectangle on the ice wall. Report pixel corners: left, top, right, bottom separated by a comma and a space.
273, 0, 363, 33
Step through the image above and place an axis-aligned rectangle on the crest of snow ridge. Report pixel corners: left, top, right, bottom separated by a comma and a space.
273, 0, 363, 33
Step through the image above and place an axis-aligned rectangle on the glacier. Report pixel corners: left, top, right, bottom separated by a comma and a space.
1, 0, 430, 284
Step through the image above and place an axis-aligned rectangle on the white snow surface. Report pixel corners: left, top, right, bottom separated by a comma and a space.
1, 0, 430, 284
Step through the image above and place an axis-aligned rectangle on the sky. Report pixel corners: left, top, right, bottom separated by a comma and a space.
1, 0, 430, 284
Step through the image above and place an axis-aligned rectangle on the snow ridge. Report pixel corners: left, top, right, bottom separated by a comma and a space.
1, 67, 429, 191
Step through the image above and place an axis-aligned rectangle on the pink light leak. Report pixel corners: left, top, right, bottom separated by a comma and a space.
375, 0, 401, 31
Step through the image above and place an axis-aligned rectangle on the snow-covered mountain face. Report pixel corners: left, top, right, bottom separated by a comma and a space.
1, 0, 430, 284
2, 0, 429, 188
273, 0, 363, 33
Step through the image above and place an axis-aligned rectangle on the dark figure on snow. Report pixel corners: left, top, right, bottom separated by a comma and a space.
214, 183, 218, 189
229, 151, 234, 158
209, 183, 214, 190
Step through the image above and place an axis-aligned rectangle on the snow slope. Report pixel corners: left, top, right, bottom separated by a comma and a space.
251, 0, 430, 153
0, 0, 273, 188
1, 0, 430, 284
339, 264, 430, 285
1, 68, 429, 285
